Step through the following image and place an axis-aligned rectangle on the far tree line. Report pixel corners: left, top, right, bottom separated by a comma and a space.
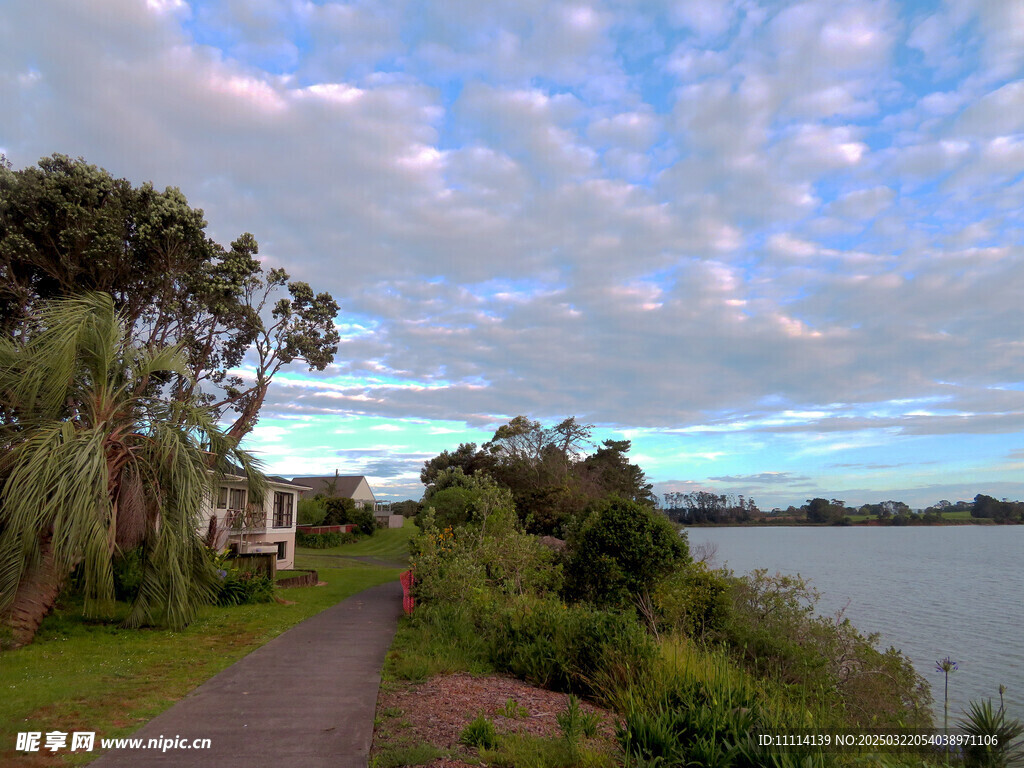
662, 492, 1024, 525
417, 420, 1024, 530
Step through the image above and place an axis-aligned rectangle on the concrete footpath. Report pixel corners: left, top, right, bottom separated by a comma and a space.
92, 580, 403, 768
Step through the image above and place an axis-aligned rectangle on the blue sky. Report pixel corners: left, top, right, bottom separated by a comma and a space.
2, 0, 1023, 507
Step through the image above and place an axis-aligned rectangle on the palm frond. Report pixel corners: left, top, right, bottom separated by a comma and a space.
1, 292, 267, 641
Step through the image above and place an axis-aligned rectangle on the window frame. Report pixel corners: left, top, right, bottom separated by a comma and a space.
273, 491, 294, 528
228, 488, 247, 511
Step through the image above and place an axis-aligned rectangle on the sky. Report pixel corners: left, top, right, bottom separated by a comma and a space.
2, 0, 1023, 509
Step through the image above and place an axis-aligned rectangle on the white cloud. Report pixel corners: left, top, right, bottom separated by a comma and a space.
827, 186, 896, 219
3, 0, 1024, 500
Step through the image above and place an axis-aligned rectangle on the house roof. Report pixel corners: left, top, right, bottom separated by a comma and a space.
290, 475, 375, 499
215, 460, 310, 490
267, 475, 312, 490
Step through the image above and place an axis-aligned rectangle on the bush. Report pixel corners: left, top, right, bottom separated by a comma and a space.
391, 499, 421, 518
723, 569, 932, 730
297, 498, 326, 525
323, 496, 355, 525
296, 531, 343, 548
352, 508, 376, 536
215, 569, 275, 606
409, 523, 487, 606
486, 596, 657, 697
654, 562, 731, 641
410, 508, 560, 605
423, 485, 476, 529
418, 468, 516, 531
563, 496, 689, 609
112, 547, 145, 601
476, 507, 563, 596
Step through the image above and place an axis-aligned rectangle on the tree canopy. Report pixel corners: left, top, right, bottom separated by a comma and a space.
0, 154, 339, 439
420, 416, 656, 536
0, 293, 264, 648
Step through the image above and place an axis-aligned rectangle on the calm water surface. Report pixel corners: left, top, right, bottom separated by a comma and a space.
684, 526, 1024, 721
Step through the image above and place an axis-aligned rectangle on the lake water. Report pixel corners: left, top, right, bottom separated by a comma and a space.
683, 526, 1024, 722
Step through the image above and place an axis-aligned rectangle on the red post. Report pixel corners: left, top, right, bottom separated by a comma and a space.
399, 570, 415, 615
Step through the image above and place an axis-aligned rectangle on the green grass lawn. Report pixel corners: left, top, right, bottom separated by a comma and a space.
2, 560, 401, 766
297, 518, 416, 566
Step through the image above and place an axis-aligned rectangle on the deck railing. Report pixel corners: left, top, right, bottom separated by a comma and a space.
225, 504, 267, 530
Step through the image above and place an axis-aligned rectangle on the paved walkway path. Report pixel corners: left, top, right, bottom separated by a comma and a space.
92, 580, 403, 768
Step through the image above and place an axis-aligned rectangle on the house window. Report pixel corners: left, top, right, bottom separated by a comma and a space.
228, 488, 246, 510
217, 487, 228, 509
277, 541, 287, 561
273, 492, 293, 528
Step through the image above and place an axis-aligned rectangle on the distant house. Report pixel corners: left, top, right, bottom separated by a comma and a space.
203, 472, 310, 570
290, 474, 404, 528
291, 474, 377, 508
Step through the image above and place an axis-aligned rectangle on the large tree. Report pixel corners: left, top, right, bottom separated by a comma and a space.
420, 417, 657, 536
580, 439, 656, 506
0, 293, 264, 649
0, 154, 339, 438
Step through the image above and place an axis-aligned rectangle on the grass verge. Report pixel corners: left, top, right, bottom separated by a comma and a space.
2, 559, 400, 766
297, 518, 416, 565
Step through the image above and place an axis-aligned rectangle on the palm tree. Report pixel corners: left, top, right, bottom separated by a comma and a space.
0, 292, 264, 649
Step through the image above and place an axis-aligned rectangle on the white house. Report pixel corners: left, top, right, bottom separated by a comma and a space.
289, 474, 403, 529
203, 473, 311, 570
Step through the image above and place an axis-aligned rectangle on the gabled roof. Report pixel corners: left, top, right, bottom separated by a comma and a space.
213, 460, 310, 491
267, 475, 312, 490
290, 475, 374, 499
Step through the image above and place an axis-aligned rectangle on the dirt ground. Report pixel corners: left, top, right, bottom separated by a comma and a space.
372, 672, 621, 766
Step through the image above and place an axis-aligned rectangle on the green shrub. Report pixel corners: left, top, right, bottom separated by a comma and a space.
654, 562, 731, 641
215, 569, 275, 606
419, 468, 517, 531
297, 497, 326, 525
486, 596, 657, 697
112, 547, 145, 601
409, 523, 487, 606
296, 531, 343, 548
617, 677, 782, 768
385, 606, 493, 682
476, 507, 563, 596
423, 485, 477, 529
352, 508, 377, 536
722, 569, 932, 730
411, 508, 561, 605
460, 713, 498, 750
563, 496, 689, 609
323, 496, 356, 525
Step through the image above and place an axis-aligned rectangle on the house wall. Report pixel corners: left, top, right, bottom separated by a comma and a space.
205, 479, 300, 570
349, 477, 376, 507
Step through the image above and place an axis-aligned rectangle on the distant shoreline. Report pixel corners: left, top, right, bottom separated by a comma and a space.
676, 518, 1021, 528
